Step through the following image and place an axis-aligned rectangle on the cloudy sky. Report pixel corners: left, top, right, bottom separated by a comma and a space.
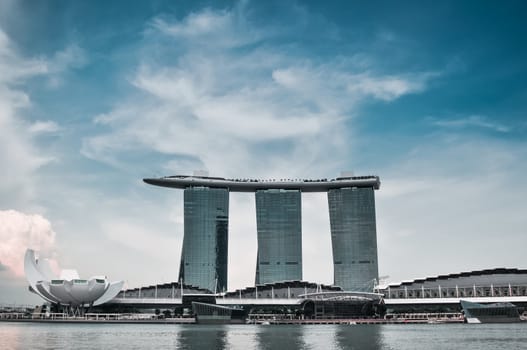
1, 0, 526, 304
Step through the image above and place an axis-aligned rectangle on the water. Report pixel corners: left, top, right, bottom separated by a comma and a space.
1, 323, 526, 349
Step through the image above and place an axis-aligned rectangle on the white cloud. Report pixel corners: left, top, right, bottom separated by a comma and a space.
0, 31, 48, 85
0, 29, 84, 207
349, 74, 426, 101
82, 7, 433, 180
0, 30, 52, 206
154, 10, 233, 38
376, 136, 527, 283
46, 44, 87, 88
0, 30, 84, 301
151, 4, 262, 50
51, 44, 87, 71
28, 120, 60, 134
0, 209, 57, 277
431, 115, 511, 133
272, 66, 432, 105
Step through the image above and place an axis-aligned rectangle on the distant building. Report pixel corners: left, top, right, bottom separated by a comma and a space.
144, 174, 381, 291
107, 280, 385, 320
377, 268, 527, 313
105, 268, 527, 319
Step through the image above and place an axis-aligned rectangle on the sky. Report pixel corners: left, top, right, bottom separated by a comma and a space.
1, 0, 526, 304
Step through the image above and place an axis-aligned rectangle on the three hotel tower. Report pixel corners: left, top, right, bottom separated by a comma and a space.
144, 174, 380, 293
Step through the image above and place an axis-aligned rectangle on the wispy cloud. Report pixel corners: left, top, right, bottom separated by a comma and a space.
273, 67, 432, 103
46, 44, 87, 88
82, 5, 435, 179
28, 120, 61, 134
347, 73, 430, 101
50, 44, 87, 71
431, 115, 511, 133
0, 27, 86, 207
0, 29, 53, 205
152, 9, 258, 48
0, 30, 48, 84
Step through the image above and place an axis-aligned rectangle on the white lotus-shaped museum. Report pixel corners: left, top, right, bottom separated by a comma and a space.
24, 249, 124, 307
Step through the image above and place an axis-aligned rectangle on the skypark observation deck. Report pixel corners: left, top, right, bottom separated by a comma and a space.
144, 174, 380, 293
143, 175, 380, 192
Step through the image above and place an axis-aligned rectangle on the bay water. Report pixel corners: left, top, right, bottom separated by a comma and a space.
1, 322, 526, 349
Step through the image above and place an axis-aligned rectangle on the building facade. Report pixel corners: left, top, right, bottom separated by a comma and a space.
180, 187, 229, 292
255, 189, 302, 284
377, 268, 527, 314
328, 187, 379, 292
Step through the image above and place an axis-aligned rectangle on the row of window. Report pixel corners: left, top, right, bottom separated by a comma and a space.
386, 286, 527, 299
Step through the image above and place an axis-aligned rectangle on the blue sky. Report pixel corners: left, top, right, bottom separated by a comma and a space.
1, 0, 526, 303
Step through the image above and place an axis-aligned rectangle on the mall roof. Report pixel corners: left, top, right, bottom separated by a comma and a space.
384, 268, 527, 289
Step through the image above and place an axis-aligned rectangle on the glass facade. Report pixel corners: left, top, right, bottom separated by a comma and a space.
255, 189, 302, 284
328, 187, 378, 292
180, 187, 229, 292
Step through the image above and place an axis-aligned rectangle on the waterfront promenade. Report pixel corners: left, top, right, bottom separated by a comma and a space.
1, 312, 465, 325
0, 312, 195, 324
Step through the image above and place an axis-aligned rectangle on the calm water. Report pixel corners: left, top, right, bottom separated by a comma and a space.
1, 322, 526, 349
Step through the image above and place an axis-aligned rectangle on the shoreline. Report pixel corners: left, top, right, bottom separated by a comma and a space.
0, 318, 195, 324
0, 317, 464, 325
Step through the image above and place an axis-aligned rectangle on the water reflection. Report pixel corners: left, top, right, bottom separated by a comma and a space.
255, 324, 307, 350
175, 325, 228, 349
293, 324, 385, 350
335, 325, 385, 350
1, 322, 527, 349
0, 323, 22, 350
300, 325, 340, 349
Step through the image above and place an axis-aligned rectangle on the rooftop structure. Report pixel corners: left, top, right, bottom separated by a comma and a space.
143, 175, 380, 192
223, 280, 343, 300
381, 268, 527, 293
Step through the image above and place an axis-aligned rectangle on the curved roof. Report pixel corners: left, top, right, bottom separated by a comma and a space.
223, 280, 342, 298
300, 291, 383, 301
143, 175, 380, 192
117, 281, 213, 297
384, 268, 527, 289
